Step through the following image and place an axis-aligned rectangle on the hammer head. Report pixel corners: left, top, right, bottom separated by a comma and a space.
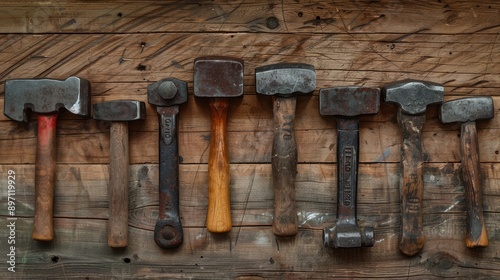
194, 56, 244, 98
319, 87, 380, 117
383, 80, 444, 115
324, 225, 374, 248
147, 78, 188, 107
439, 96, 494, 124
4, 76, 90, 122
255, 63, 316, 97
93, 100, 146, 122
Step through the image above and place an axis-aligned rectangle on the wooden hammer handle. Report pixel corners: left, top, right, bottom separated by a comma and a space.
272, 97, 298, 236
398, 111, 426, 256
206, 98, 232, 233
33, 114, 58, 241
108, 122, 129, 247
461, 122, 488, 247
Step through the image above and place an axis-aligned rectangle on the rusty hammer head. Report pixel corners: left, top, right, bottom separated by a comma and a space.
383, 80, 444, 115
324, 225, 374, 248
4, 76, 91, 122
93, 100, 146, 122
193, 56, 244, 98
319, 87, 380, 117
148, 78, 188, 107
255, 63, 316, 97
439, 97, 494, 124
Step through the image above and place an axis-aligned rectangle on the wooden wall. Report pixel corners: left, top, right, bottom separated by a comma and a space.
0, 1, 499, 278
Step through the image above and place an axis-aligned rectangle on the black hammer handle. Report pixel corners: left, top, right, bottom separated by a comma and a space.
398, 110, 426, 256
154, 106, 183, 249
336, 118, 359, 226
461, 122, 488, 247
272, 96, 298, 236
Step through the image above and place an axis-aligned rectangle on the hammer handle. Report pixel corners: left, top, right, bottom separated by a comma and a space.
398, 111, 426, 256
33, 114, 58, 241
461, 122, 488, 247
272, 97, 298, 236
207, 98, 232, 233
154, 106, 183, 248
108, 122, 129, 247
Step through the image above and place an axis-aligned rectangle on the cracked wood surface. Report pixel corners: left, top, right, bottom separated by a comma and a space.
0, 0, 499, 279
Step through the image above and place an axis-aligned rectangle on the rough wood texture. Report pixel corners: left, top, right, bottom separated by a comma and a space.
0, 0, 499, 278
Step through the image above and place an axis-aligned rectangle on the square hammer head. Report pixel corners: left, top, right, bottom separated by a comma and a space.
319, 87, 380, 117
4, 76, 91, 122
93, 100, 146, 122
193, 56, 244, 98
255, 63, 316, 97
439, 96, 494, 124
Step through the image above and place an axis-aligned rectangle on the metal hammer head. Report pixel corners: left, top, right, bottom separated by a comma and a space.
194, 56, 244, 98
93, 100, 146, 121
439, 96, 494, 124
319, 87, 380, 117
148, 78, 188, 106
4, 76, 91, 122
324, 225, 374, 248
383, 80, 444, 115
255, 63, 316, 97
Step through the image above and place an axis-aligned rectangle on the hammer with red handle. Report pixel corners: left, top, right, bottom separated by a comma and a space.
4, 77, 91, 241
194, 56, 244, 233
439, 96, 494, 248
255, 63, 316, 236
93, 100, 146, 248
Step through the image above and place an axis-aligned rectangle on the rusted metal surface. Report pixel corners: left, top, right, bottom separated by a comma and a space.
319, 87, 379, 248
193, 56, 244, 98
148, 78, 187, 248
383, 80, 444, 256
92, 100, 145, 121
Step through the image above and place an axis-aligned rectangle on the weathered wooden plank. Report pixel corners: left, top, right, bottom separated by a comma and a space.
0, 33, 499, 89
0, 1, 498, 34
1, 163, 498, 230
1, 95, 499, 164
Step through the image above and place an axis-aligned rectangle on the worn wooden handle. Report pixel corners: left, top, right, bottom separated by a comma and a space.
461, 122, 488, 247
398, 111, 426, 256
33, 114, 58, 241
108, 122, 129, 247
272, 97, 298, 236
206, 98, 232, 233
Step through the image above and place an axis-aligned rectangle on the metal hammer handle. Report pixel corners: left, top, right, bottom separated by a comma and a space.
398, 110, 426, 256
272, 97, 298, 236
108, 122, 129, 247
206, 98, 232, 233
154, 106, 183, 248
461, 122, 488, 247
33, 114, 58, 241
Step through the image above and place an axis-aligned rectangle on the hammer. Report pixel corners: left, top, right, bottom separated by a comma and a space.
439, 96, 494, 248
383, 80, 444, 256
194, 56, 244, 233
319, 86, 379, 248
93, 100, 146, 248
148, 78, 188, 248
4, 77, 90, 241
255, 63, 316, 236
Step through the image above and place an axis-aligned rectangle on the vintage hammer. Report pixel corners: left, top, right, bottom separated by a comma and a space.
93, 100, 146, 248
4, 77, 91, 241
439, 96, 494, 248
255, 63, 316, 236
194, 56, 244, 233
319, 86, 379, 248
148, 78, 188, 248
383, 80, 444, 256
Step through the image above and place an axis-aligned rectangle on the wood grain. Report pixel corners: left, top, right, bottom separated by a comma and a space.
0, 0, 499, 278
